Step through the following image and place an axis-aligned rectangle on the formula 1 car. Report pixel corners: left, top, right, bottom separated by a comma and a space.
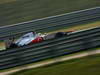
5, 31, 73, 49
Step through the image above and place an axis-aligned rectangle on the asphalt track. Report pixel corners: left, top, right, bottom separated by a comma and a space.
0, 7, 100, 39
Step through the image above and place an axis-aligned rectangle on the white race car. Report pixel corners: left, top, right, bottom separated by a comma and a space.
5, 31, 73, 49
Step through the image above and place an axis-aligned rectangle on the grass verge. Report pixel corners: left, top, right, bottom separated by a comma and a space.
47, 21, 100, 33
0, 47, 100, 73
0, 0, 16, 4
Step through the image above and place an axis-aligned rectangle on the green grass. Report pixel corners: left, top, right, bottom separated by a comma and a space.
0, 0, 100, 26
10, 53, 100, 75
0, 0, 16, 4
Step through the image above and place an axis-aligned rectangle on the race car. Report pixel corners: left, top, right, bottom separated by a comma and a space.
5, 31, 73, 49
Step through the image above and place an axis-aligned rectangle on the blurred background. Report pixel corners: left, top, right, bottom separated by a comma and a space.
0, 0, 100, 75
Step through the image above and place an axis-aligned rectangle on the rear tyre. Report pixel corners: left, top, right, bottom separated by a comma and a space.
8, 43, 18, 49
